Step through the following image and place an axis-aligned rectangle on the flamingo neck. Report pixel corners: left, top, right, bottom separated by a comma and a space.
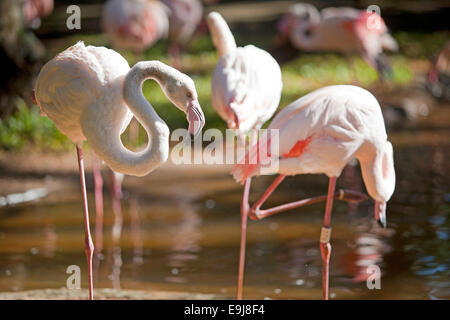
207, 12, 237, 57
84, 61, 171, 177
290, 24, 321, 51
358, 140, 396, 202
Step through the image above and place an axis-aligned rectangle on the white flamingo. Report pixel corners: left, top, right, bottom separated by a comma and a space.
163, 0, 204, 69
102, 0, 170, 56
207, 11, 283, 300
33, 42, 205, 299
233, 85, 396, 299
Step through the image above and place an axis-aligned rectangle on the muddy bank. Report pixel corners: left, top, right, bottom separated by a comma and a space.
0, 288, 223, 300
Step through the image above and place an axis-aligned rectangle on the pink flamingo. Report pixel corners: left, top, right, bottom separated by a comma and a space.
233, 85, 396, 300
428, 41, 450, 100
278, 4, 398, 78
22, 0, 54, 28
33, 42, 205, 299
163, 0, 203, 69
102, 0, 170, 57
207, 12, 283, 299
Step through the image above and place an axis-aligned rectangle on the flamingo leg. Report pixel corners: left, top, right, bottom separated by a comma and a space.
237, 177, 251, 300
236, 129, 258, 300
129, 118, 140, 146
320, 177, 337, 300
76, 145, 94, 300
169, 44, 182, 70
249, 175, 367, 220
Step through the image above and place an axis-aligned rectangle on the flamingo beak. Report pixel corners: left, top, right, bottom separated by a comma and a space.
226, 109, 239, 130
186, 99, 205, 136
374, 201, 387, 228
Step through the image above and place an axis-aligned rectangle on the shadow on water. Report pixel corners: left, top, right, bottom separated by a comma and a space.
0, 96, 449, 299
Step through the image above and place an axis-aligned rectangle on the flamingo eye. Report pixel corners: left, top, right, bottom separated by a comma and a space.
186, 92, 192, 98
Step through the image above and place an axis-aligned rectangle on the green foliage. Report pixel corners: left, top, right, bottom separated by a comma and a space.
395, 31, 449, 58
0, 101, 70, 150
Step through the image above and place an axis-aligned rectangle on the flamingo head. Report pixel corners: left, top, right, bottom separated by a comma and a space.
162, 72, 205, 136
278, 4, 319, 40
355, 11, 387, 34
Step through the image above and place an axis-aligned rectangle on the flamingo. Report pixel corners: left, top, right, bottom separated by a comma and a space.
207, 11, 283, 300
232, 85, 396, 299
428, 40, 450, 100
32, 41, 205, 299
278, 4, 398, 79
102, 0, 170, 57
22, 0, 54, 28
162, 0, 203, 69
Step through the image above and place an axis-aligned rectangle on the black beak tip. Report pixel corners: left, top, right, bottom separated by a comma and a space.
189, 133, 195, 140
377, 219, 387, 229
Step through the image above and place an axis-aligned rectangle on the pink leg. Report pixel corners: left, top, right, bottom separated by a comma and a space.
236, 129, 258, 300
246, 174, 367, 300
76, 146, 94, 300
237, 177, 251, 300
320, 177, 337, 300
129, 118, 139, 146
250, 175, 367, 220
169, 44, 182, 70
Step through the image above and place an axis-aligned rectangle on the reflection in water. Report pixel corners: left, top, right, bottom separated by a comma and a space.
129, 196, 143, 265
344, 222, 394, 283
165, 197, 202, 284
41, 224, 57, 258
108, 172, 124, 290
341, 160, 364, 216
0, 188, 47, 207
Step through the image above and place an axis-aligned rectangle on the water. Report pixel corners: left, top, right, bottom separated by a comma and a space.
0, 103, 449, 300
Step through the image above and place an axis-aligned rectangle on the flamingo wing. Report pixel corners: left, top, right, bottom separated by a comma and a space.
233, 85, 386, 182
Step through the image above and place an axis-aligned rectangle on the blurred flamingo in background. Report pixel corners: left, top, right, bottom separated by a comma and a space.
207, 11, 282, 299
277, 3, 398, 79
33, 42, 205, 299
22, 0, 54, 28
163, 0, 203, 69
428, 40, 450, 100
102, 0, 170, 57
233, 85, 396, 300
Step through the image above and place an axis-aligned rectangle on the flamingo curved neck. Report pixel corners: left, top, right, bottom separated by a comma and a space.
83, 61, 171, 177
290, 26, 319, 51
359, 141, 395, 202
207, 12, 237, 57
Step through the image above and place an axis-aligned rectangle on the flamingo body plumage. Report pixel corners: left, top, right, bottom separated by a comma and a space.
211, 45, 283, 134
279, 4, 398, 77
208, 12, 282, 136
35, 43, 133, 145
234, 85, 395, 203
163, 0, 203, 46
102, 0, 169, 53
